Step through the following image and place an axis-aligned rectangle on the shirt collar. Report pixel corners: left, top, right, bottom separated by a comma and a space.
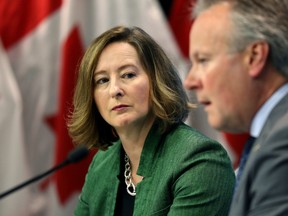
250, 83, 288, 137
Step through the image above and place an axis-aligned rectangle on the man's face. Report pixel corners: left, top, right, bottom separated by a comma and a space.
184, 3, 251, 132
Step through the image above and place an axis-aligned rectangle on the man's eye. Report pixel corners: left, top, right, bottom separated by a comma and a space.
198, 58, 207, 63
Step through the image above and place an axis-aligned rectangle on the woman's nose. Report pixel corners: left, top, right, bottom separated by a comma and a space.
109, 80, 124, 98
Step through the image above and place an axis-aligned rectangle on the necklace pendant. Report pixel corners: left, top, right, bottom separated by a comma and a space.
124, 153, 137, 196
126, 184, 136, 196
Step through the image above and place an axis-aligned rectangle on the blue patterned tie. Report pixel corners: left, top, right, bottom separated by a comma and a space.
235, 135, 256, 191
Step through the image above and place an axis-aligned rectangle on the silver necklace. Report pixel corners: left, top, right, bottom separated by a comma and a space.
124, 153, 136, 196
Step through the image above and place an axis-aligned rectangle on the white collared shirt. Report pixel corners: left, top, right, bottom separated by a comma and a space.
250, 83, 288, 138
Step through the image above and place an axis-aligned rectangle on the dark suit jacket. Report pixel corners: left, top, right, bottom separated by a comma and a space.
229, 93, 288, 216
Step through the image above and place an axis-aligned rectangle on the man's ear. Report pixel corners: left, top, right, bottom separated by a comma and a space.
244, 41, 269, 78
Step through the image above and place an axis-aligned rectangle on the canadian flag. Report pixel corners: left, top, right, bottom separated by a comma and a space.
0, 40, 32, 216
0, 0, 185, 215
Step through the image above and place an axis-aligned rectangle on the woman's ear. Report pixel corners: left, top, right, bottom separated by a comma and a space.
245, 41, 269, 78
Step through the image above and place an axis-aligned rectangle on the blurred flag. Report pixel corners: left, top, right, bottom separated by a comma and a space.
0, 0, 183, 215
0, 40, 31, 216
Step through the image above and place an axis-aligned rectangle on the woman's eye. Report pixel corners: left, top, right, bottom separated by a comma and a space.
122, 72, 136, 79
95, 77, 109, 85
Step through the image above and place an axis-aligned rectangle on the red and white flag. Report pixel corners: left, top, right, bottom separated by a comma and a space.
0, 40, 32, 216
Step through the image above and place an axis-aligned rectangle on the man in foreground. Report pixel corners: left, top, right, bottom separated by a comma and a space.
184, 0, 288, 215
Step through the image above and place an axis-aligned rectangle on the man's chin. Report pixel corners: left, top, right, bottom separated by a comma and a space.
207, 117, 223, 131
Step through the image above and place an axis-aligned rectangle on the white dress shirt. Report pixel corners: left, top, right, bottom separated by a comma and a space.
250, 83, 288, 138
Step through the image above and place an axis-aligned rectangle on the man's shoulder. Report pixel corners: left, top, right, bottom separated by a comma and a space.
259, 95, 288, 145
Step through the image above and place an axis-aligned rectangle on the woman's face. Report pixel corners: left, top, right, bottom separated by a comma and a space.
93, 42, 153, 130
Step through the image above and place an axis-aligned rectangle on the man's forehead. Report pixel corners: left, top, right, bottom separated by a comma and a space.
190, 3, 232, 42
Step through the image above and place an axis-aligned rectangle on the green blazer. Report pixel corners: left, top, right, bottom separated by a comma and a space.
74, 122, 235, 216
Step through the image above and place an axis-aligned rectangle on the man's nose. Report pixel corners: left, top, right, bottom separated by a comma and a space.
184, 69, 201, 90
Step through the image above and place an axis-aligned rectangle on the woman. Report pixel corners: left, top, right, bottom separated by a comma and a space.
68, 26, 235, 216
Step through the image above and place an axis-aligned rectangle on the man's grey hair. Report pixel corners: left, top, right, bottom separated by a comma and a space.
193, 0, 288, 78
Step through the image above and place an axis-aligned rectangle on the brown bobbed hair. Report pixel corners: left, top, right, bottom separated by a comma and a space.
68, 26, 194, 150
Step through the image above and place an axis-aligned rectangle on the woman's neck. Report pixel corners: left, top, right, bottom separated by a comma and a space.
117, 116, 155, 180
